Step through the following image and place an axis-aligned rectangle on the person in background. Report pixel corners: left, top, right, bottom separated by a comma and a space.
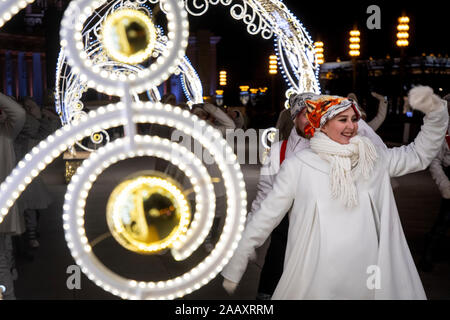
160, 93, 177, 106
227, 108, 246, 130
190, 103, 235, 251
14, 97, 59, 250
348, 92, 400, 190
252, 92, 316, 300
275, 108, 294, 141
191, 103, 235, 136
347, 92, 387, 131
0, 92, 26, 300
420, 94, 450, 271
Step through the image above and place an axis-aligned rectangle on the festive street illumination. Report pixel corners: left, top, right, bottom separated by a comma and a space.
239, 86, 249, 105
0, 0, 324, 300
0, 102, 247, 300
183, 0, 320, 93
314, 41, 324, 64
396, 16, 410, 47
219, 70, 227, 86
261, 127, 278, 163
215, 90, 224, 106
55, 0, 204, 152
349, 29, 361, 57
101, 8, 158, 65
106, 175, 191, 254
0, 0, 248, 300
0, 0, 35, 28
60, 0, 189, 96
269, 54, 278, 74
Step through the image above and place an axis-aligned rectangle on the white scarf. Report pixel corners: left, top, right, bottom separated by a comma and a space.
310, 131, 378, 207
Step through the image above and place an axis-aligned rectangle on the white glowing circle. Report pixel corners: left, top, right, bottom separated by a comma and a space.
0, 101, 245, 300
59, 0, 189, 94
0, 0, 35, 28
60, 103, 246, 299
261, 127, 278, 150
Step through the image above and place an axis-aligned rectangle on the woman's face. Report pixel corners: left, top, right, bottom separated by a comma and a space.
320, 107, 359, 144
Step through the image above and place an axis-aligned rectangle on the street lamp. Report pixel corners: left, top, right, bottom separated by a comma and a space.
219, 70, 227, 86
268, 55, 278, 112
269, 55, 278, 74
215, 89, 224, 107
249, 88, 258, 106
396, 16, 409, 47
239, 86, 250, 106
348, 29, 360, 91
349, 29, 360, 57
396, 15, 410, 98
314, 41, 324, 64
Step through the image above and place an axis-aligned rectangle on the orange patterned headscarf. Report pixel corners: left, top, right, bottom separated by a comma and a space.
304, 95, 361, 137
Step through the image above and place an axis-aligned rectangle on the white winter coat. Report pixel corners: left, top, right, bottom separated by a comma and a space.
0, 94, 25, 234
429, 124, 450, 198
249, 120, 386, 219
222, 94, 448, 300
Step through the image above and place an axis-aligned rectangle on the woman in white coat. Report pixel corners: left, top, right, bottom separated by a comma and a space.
0, 92, 26, 300
221, 86, 448, 299
14, 97, 58, 248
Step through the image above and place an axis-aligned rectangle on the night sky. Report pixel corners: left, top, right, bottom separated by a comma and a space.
189, 0, 448, 89
2, 0, 447, 97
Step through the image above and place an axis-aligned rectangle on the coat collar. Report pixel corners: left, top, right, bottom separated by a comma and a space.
295, 148, 330, 174
286, 128, 310, 155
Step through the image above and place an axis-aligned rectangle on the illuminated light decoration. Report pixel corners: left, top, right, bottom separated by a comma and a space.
314, 41, 324, 64
1, 0, 246, 300
59, 0, 189, 96
184, 0, 320, 95
249, 88, 259, 106
101, 8, 158, 65
396, 16, 410, 47
0, 102, 247, 300
178, 54, 203, 106
55, 1, 203, 152
261, 127, 278, 150
259, 87, 268, 94
0, 0, 36, 28
239, 86, 250, 106
91, 132, 105, 144
260, 127, 278, 163
215, 89, 224, 106
219, 70, 227, 86
349, 29, 360, 57
0, 0, 323, 300
106, 175, 191, 255
269, 54, 278, 74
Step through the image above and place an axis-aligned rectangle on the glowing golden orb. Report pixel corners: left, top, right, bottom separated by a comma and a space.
101, 9, 157, 65
92, 133, 102, 143
106, 175, 191, 254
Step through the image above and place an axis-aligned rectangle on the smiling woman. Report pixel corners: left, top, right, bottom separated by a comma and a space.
314, 102, 360, 145
222, 86, 448, 299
